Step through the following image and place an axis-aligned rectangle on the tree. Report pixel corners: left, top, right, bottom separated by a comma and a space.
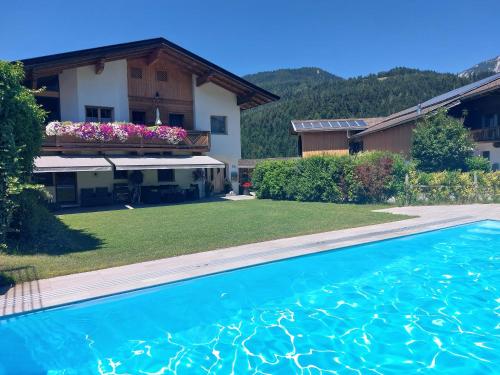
411, 109, 474, 172
0, 61, 45, 247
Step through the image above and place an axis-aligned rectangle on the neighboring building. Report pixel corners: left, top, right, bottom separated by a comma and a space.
19, 38, 278, 206
292, 73, 500, 169
291, 118, 383, 156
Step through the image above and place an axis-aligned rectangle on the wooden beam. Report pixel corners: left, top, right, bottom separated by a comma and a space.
95, 59, 105, 74
237, 92, 257, 106
146, 48, 162, 66
196, 70, 215, 86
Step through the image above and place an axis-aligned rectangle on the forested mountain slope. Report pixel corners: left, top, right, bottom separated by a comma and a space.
241, 67, 472, 158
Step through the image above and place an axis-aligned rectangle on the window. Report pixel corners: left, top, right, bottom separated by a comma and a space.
85, 106, 114, 122
210, 116, 227, 134
168, 114, 184, 127
32, 172, 53, 186
156, 70, 168, 82
158, 169, 175, 182
482, 151, 491, 160
130, 67, 143, 79
131, 110, 146, 124
113, 169, 128, 180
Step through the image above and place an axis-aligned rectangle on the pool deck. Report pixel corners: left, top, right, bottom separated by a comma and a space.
1, 204, 499, 317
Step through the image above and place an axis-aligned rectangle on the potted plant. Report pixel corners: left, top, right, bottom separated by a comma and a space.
223, 179, 233, 194
241, 181, 252, 196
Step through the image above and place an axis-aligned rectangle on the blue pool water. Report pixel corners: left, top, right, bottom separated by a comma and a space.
0, 221, 499, 374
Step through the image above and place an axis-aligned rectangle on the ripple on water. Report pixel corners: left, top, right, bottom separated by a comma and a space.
0, 221, 499, 374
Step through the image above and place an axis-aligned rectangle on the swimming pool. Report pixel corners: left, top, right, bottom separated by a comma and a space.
0, 221, 498, 374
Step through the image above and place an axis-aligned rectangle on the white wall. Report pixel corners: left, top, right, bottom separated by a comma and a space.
59, 68, 79, 121
475, 142, 500, 170
193, 77, 241, 191
59, 59, 129, 122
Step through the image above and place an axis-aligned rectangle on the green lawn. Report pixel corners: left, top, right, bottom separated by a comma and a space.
0, 200, 410, 284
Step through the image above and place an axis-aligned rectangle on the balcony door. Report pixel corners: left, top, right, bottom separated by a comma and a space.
55, 172, 77, 204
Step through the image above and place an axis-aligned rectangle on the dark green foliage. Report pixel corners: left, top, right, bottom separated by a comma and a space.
252, 152, 410, 203
253, 154, 499, 205
465, 156, 492, 172
411, 109, 475, 172
9, 185, 53, 245
242, 67, 472, 158
0, 61, 45, 247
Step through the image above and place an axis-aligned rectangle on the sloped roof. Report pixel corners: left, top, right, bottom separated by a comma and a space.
291, 117, 384, 133
17, 38, 279, 110
353, 72, 500, 137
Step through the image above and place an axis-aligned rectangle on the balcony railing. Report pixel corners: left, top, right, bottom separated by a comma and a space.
471, 127, 500, 142
42, 131, 211, 152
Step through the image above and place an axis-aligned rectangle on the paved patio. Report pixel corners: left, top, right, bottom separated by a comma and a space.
1, 204, 499, 317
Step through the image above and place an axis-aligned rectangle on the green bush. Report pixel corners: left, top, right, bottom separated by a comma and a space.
253, 153, 499, 205
9, 185, 54, 244
465, 156, 491, 172
411, 109, 474, 172
253, 152, 411, 203
402, 171, 500, 204
0, 61, 45, 247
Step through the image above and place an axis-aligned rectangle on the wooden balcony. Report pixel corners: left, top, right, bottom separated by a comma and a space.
471, 127, 500, 142
42, 131, 211, 152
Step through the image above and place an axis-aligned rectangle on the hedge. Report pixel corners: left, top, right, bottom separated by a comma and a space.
405, 170, 500, 204
252, 152, 500, 205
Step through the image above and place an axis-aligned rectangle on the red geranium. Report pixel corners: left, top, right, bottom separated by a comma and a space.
241, 181, 252, 188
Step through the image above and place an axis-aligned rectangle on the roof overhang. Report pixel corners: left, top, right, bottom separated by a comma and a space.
34, 156, 112, 173
107, 155, 225, 170
18, 38, 279, 110
353, 73, 500, 138
352, 100, 462, 139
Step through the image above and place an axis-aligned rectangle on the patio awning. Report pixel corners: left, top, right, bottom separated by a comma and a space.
34, 156, 113, 173
107, 155, 225, 170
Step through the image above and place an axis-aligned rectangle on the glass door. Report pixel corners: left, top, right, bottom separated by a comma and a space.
55, 172, 77, 204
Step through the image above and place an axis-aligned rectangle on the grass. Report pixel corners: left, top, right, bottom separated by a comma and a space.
0, 200, 410, 284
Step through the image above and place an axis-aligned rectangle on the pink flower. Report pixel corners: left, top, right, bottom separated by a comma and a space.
45, 122, 187, 144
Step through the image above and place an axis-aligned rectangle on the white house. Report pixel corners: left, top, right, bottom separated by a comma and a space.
20, 38, 278, 206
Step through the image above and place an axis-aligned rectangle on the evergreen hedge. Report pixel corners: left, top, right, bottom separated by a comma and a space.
252, 152, 500, 204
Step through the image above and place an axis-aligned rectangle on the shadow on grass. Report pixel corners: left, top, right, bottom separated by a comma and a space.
6, 214, 102, 256
0, 265, 44, 315
55, 196, 230, 215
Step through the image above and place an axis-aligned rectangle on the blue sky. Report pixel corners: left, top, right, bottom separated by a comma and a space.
1, 0, 499, 77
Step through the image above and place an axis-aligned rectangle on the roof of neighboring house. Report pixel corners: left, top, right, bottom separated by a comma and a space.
16, 38, 279, 110
290, 117, 384, 133
353, 72, 500, 138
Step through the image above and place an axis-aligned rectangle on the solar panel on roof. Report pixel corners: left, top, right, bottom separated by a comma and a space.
421, 72, 500, 109
292, 119, 369, 131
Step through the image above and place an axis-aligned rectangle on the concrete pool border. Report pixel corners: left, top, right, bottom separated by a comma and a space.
1, 204, 499, 317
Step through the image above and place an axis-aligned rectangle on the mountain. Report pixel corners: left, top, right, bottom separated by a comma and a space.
241, 67, 472, 158
459, 56, 500, 79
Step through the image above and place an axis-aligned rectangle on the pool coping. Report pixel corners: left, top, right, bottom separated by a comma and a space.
1, 204, 499, 318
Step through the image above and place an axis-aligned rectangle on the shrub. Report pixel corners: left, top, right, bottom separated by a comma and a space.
465, 156, 491, 172
253, 152, 409, 203
253, 152, 499, 205
402, 171, 500, 204
355, 156, 394, 203
411, 109, 474, 172
0, 61, 45, 248
9, 185, 53, 244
